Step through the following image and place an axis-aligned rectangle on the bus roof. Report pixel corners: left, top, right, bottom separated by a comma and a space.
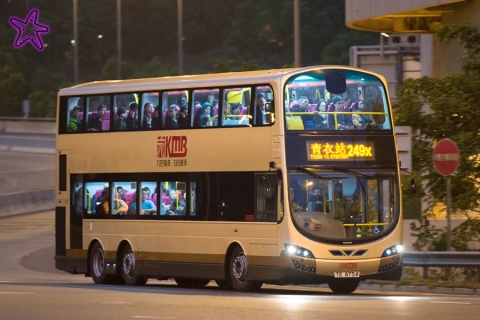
58, 65, 379, 96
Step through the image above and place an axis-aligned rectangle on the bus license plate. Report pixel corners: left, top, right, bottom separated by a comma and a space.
334, 271, 360, 278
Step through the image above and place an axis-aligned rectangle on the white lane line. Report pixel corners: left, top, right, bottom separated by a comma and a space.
428, 301, 471, 305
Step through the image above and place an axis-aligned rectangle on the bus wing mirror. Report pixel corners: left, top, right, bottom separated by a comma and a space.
325, 69, 346, 94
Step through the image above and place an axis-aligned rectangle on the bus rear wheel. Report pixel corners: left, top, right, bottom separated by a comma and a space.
121, 246, 147, 286
90, 242, 122, 284
327, 278, 360, 294
229, 246, 262, 292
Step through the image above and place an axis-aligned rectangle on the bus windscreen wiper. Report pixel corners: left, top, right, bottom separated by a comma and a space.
332, 166, 370, 178
296, 166, 333, 180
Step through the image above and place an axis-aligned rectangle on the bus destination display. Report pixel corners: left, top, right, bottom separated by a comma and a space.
306, 141, 375, 161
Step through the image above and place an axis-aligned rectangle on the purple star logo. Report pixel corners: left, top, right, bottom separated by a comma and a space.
9, 8, 50, 51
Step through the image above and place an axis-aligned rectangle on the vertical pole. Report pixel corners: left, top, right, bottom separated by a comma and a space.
177, 0, 184, 75
380, 33, 384, 59
294, 0, 301, 67
117, 0, 122, 79
446, 176, 452, 251
73, 0, 78, 84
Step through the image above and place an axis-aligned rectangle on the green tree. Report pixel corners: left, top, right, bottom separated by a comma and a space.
395, 24, 480, 215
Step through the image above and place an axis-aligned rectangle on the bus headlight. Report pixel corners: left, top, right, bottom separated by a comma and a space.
382, 244, 403, 257
285, 244, 315, 258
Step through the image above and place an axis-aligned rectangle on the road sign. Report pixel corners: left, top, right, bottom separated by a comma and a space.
433, 139, 460, 176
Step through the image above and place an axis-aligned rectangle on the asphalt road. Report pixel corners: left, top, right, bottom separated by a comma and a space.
1, 211, 480, 320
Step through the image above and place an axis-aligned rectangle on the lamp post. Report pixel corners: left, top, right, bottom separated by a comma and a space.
73, 0, 79, 84
117, 0, 122, 79
177, 0, 184, 75
294, 0, 301, 67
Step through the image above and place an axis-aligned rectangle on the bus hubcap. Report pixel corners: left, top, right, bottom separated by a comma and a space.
232, 253, 247, 282
93, 249, 104, 277
123, 251, 135, 277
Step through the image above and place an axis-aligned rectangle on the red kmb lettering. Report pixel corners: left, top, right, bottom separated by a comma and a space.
157, 136, 187, 158
339, 263, 358, 269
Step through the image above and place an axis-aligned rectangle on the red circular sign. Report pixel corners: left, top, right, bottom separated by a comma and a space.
433, 139, 460, 176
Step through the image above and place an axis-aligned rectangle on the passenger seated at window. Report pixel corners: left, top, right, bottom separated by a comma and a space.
126, 102, 138, 130
102, 191, 129, 215
193, 102, 213, 127
165, 105, 179, 129
87, 105, 107, 131
292, 97, 314, 129
255, 94, 267, 125
113, 107, 127, 130
328, 96, 353, 130
142, 102, 154, 129
177, 104, 188, 128
312, 99, 328, 130
352, 99, 376, 130
68, 106, 83, 132
129, 189, 156, 215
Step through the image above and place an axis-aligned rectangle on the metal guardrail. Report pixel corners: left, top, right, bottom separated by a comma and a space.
403, 251, 480, 278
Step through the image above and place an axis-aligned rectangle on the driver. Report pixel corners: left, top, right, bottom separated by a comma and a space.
289, 188, 303, 212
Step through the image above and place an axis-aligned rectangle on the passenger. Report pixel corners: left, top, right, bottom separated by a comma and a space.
152, 105, 160, 129
255, 94, 267, 125
293, 96, 314, 129
312, 99, 328, 130
130, 189, 156, 215
211, 100, 219, 126
113, 107, 127, 131
230, 103, 241, 117
329, 96, 353, 130
193, 102, 213, 127
102, 191, 128, 215
333, 182, 348, 219
307, 186, 326, 212
116, 186, 126, 201
352, 99, 376, 129
143, 187, 151, 199
177, 104, 188, 128
165, 105, 179, 129
126, 102, 138, 130
68, 106, 83, 132
142, 102, 154, 129
87, 104, 107, 131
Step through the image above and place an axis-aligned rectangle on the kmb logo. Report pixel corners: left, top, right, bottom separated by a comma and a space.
339, 263, 358, 269
157, 136, 187, 158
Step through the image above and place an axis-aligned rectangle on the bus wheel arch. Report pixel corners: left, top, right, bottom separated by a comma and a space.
118, 241, 147, 286
228, 244, 262, 292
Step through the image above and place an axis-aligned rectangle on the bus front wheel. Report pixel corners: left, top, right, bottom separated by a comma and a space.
327, 278, 360, 294
121, 246, 147, 286
229, 246, 262, 292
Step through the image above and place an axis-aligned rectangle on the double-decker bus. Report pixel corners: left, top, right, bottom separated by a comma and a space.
55, 66, 402, 294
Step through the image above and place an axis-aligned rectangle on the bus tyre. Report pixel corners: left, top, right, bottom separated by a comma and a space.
90, 242, 108, 284
215, 280, 234, 289
121, 246, 147, 286
327, 278, 360, 294
229, 246, 262, 292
